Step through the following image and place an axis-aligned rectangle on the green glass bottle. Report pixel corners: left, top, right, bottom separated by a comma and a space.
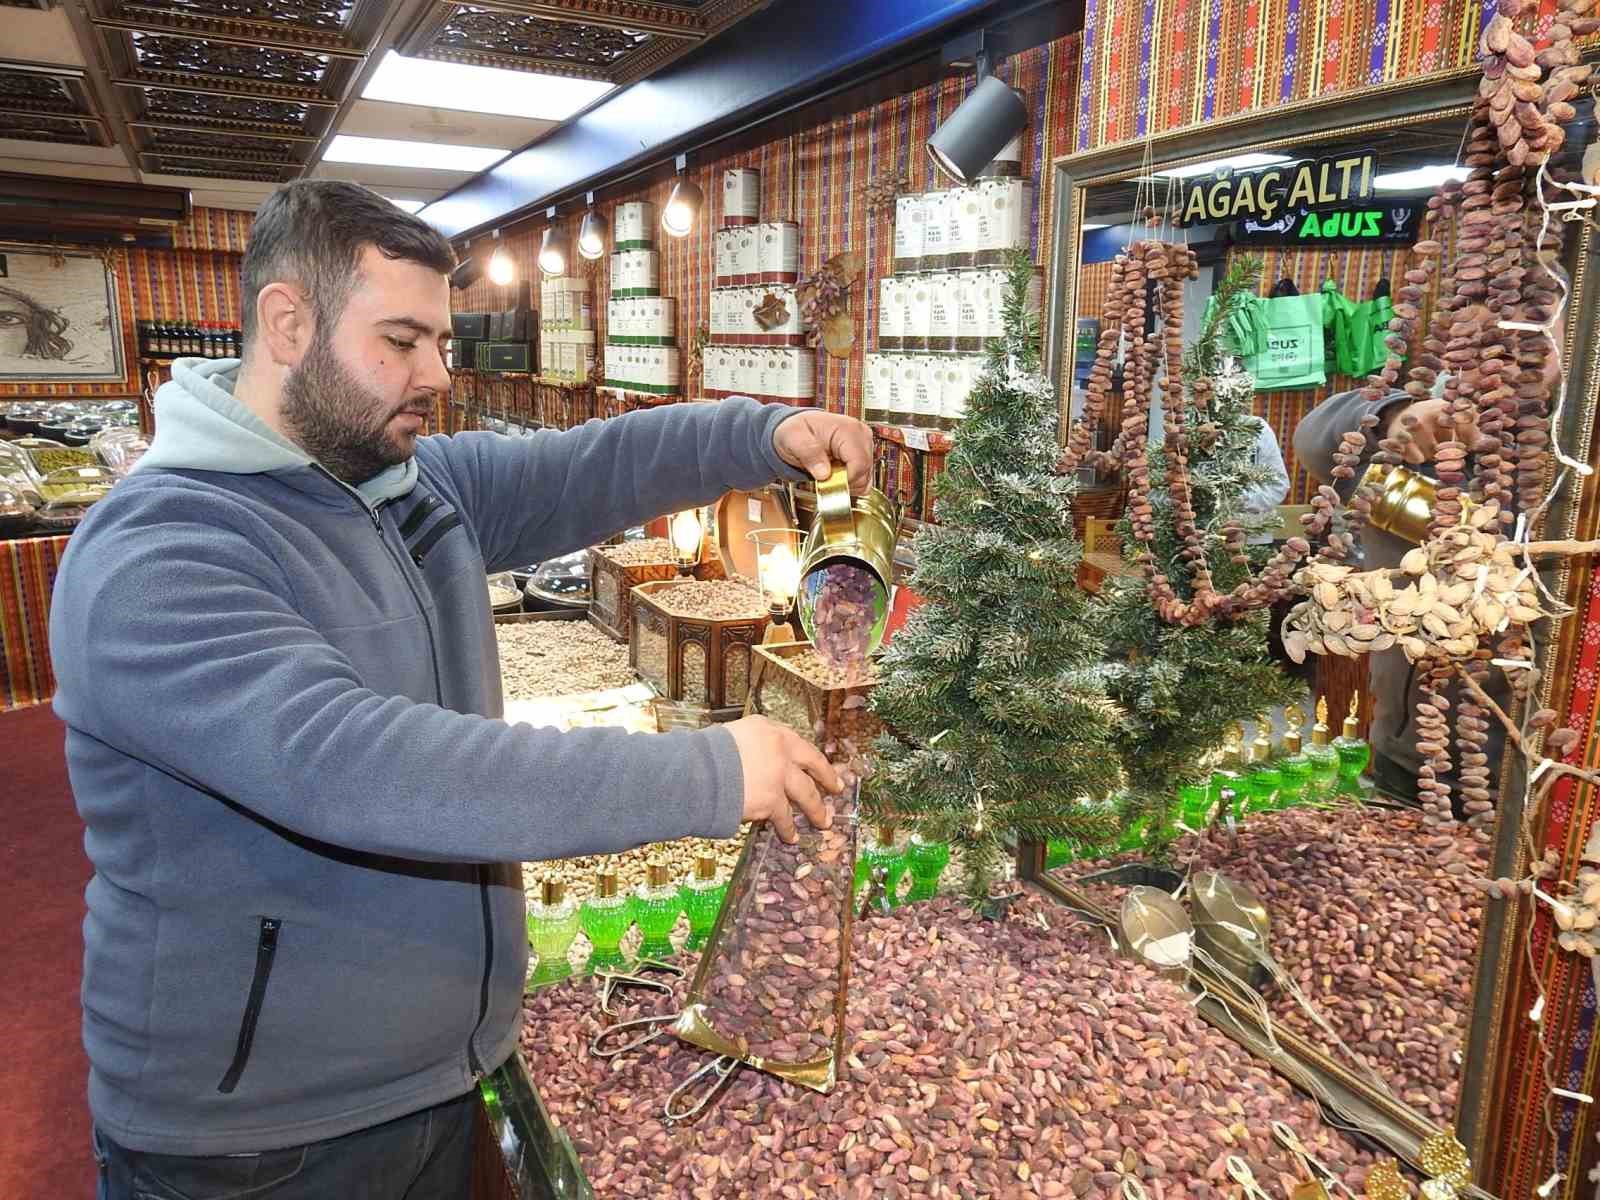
1333, 692, 1375, 799
1115, 809, 1150, 853
1305, 696, 1340, 801
526, 877, 581, 987
679, 854, 727, 952
1243, 726, 1281, 815
632, 860, 683, 961
579, 870, 631, 973
1207, 727, 1246, 823
905, 834, 951, 902
1275, 717, 1312, 808
855, 824, 909, 909
1178, 780, 1212, 830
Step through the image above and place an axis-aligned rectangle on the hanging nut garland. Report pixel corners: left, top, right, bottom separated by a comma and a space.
1280, 0, 1591, 830
1060, 240, 1328, 625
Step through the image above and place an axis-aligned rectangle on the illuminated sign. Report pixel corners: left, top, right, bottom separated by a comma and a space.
1229, 199, 1426, 246
1175, 154, 1378, 226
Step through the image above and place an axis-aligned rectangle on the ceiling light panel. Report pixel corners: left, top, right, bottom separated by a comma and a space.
1151, 153, 1295, 180
362, 52, 613, 122
324, 135, 507, 171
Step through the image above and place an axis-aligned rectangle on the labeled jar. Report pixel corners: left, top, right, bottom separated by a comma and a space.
903, 275, 933, 352
877, 276, 904, 352
614, 201, 656, 249
956, 271, 984, 352
723, 168, 761, 226
947, 185, 981, 271
893, 194, 925, 275
757, 221, 800, 284
920, 190, 951, 273
927, 272, 960, 353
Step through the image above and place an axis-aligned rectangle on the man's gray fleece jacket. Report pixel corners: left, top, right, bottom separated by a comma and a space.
50, 358, 805, 1156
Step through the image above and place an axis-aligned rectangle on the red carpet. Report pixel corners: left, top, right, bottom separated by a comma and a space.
0, 702, 94, 1198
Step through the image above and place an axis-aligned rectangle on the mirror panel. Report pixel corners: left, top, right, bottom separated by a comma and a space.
1035, 81, 1599, 1171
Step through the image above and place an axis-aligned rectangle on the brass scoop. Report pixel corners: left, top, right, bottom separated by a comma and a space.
587, 958, 741, 1123
1272, 1122, 1355, 1200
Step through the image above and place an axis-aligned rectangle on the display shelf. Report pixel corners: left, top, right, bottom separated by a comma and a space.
599, 388, 681, 408
872, 423, 953, 454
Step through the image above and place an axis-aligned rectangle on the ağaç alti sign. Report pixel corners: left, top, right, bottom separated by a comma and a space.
1175, 154, 1378, 226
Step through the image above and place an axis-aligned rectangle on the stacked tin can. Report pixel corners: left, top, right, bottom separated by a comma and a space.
601, 200, 681, 398
865, 165, 1038, 431
539, 277, 595, 383
705, 167, 816, 406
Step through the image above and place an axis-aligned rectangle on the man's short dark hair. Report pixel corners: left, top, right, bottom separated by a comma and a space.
241, 180, 455, 347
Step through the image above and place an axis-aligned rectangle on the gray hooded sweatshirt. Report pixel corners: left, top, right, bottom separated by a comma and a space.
50, 358, 805, 1155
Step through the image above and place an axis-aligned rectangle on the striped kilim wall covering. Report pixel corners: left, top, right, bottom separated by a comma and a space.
0, 535, 68, 711
454, 35, 1086, 425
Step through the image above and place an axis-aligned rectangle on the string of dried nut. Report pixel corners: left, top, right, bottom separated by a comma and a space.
1292, 0, 1592, 832
1059, 239, 1326, 624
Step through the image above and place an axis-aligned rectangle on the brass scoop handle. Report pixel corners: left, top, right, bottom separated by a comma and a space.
589, 1013, 673, 1060
663, 1054, 740, 1122
815, 464, 856, 543
1226, 1156, 1274, 1200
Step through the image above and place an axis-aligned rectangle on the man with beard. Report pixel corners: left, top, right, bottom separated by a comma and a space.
50, 180, 872, 1199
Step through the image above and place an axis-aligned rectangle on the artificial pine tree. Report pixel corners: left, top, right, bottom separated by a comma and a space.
866, 250, 1124, 904
1095, 255, 1300, 852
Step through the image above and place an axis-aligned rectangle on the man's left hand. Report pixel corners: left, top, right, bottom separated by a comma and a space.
773, 410, 875, 496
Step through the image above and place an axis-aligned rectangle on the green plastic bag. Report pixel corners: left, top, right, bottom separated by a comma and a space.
1247, 293, 1326, 390
1318, 282, 1399, 378
1354, 294, 1397, 377
1207, 291, 1327, 390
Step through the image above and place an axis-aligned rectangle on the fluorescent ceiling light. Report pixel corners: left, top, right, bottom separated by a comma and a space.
1152, 152, 1295, 180
1082, 223, 1110, 231
363, 51, 613, 122
385, 198, 427, 213
324, 135, 507, 172
1373, 164, 1473, 191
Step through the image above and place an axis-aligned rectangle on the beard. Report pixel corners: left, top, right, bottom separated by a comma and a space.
280, 333, 428, 484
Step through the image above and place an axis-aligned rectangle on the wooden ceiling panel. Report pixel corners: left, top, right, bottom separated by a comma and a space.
399, 0, 770, 86
0, 111, 112, 147
88, 0, 388, 54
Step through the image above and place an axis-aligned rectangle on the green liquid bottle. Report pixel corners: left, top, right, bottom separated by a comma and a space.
526, 877, 581, 987
633, 860, 683, 961
579, 871, 631, 973
679, 854, 727, 952
1333, 692, 1375, 799
1114, 801, 1150, 853
1178, 780, 1212, 830
1305, 696, 1339, 802
855, 824, 908, 909
1275, 723, 1312, 808
1207, 728, 1246, 824
905, 834, 951, 903
1243, 727, 1281, 815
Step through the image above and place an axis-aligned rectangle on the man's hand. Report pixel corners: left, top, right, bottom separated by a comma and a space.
1383, 397, 1481, 464
723, 715, 843, 844
774, 410, 875, 495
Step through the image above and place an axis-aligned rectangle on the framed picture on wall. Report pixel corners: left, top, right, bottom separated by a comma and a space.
0, 245, 126, 384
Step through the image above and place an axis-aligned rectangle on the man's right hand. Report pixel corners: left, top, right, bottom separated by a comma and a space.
723, 715, 843, 845
1383, 396, 1481, 464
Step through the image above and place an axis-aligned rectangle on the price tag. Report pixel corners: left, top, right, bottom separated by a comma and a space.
748, 497, 765, 523
902, 427, 931, 452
